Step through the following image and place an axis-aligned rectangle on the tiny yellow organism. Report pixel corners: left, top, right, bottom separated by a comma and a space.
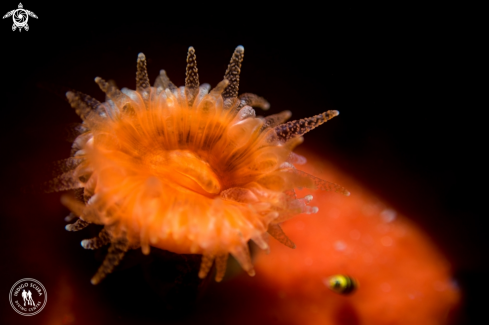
326, 275, 358, 295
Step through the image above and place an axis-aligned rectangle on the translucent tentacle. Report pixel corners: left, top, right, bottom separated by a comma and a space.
252, 233, 270, 254
73, 188, 85, 202
71, 132, 93, 156
62, 123, 86, 142
274, 195, 319, 223
293, 169, 350, 196
235, 106, 256, 121
267, 223, 296, 249
230, 244, 255, 276
94, 77, 132, 114
154, 69, 177, 93
60, 194, 85, 215
215, 254, 228, 282
220, 187, 259, 204
261, 110, 292, 130
210, 79, 230, 96
60, 195, 101, 224
238, 93, 270, 110
75, 92, 102, 115
185, 46, 199, 106
288, 152, 307, 165
64, 212, 77, 222
66, 91, 101, 121
45, 170, 83, 192
91, 236, 129, 285
81, 228, 111, 250
52, 157, 84, 175
274, 110, 339, 141
222, 45, 244, 99
198, 254, 214, 279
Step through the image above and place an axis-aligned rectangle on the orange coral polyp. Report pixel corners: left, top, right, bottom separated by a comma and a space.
59, 46, 345, 284
85, 86, 287, 250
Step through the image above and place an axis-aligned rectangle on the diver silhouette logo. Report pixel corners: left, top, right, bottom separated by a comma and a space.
21, 289, 36, 306
9, 278, 47, 316
2, 3, 38, 32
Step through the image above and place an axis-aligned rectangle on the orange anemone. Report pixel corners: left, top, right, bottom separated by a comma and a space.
54, 46, 347, 284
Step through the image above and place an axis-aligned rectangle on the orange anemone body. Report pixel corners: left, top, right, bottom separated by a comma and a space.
57, 47, 346, 284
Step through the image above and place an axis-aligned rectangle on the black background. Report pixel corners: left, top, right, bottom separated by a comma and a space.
0, 3, 484, 324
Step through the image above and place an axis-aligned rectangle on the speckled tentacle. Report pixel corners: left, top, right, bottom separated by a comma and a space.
267, 223, 296, 249
292, 169, 350, 196
261, 110, 292, 130
94, 76, 132, 116
185, 46, 199, 106
65, 218, 89, 232
81, 228, 111, 250
274, 110, 339, 142
46, 170, 83, 192
91, 236, 129, 285
198, 254, 214, 279
222, 45, 244, 99
136, 53, 150, 95
214, 254, 228, 282
66, 91, 102, 121
53, 157, 84, 175
238, 93, 270, 110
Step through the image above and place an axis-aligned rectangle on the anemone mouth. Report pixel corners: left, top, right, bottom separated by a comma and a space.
57, 46, 347, 285
145, 149, 221, 197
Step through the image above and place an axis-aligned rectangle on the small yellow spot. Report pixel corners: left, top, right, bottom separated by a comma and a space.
325, 275, 357, 295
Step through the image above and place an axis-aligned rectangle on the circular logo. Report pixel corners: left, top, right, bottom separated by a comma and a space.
13, 10, 27, 26
9, 278, 47, 316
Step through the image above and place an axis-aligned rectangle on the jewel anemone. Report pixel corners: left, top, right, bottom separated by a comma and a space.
55, 46, 349, 285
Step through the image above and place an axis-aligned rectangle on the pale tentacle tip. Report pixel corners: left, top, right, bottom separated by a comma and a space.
188, 46, 195, 51
65, 91, 74, 99
137, 52, 146, 60
65, 224, 72, 231
236, 45, 244, 51
215, 271, 225, 282
80, 239, 89, 249
312, 206, 319, 214
141, 246, 150, 255
94, 76, 101, 83
247, 268, 256, 277
198, 271, 207, 279
345, 190, 351, 196
90, 277, 100, 285
282, 110, 292, 118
